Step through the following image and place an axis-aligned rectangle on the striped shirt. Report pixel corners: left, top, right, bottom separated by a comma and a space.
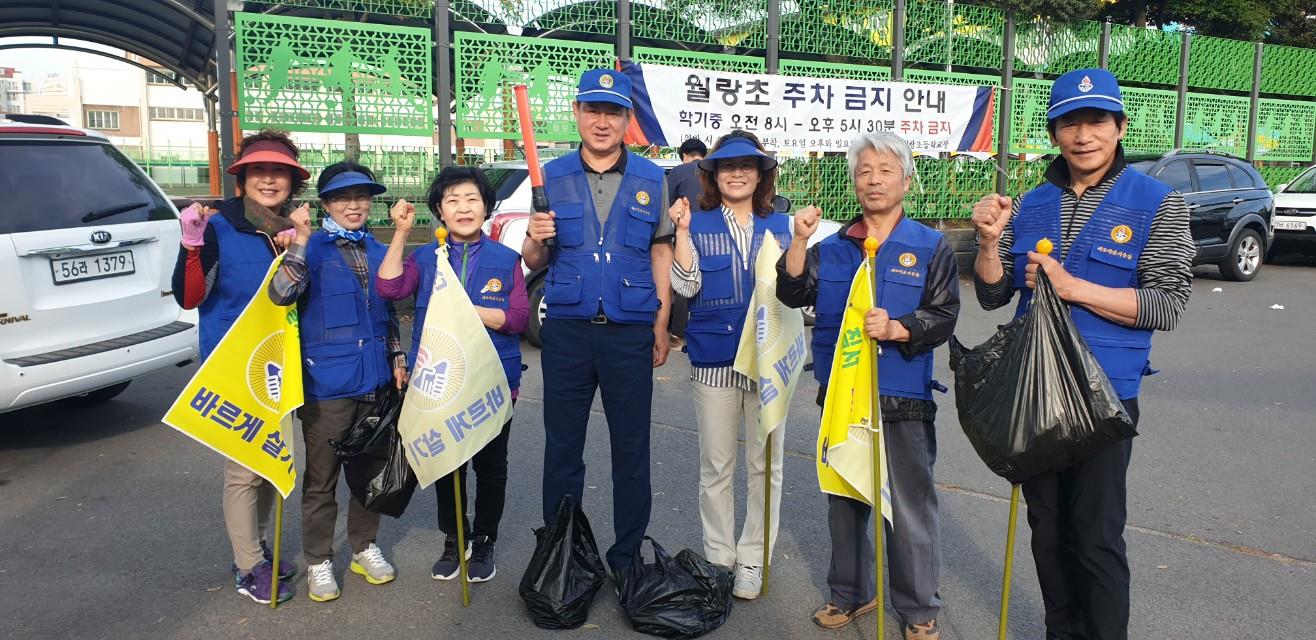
974, 158, 1195, 331
671, 206, 756, 391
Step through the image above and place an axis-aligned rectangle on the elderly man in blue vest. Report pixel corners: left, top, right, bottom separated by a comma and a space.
522, 68, 675, 571
777, 132, 960, 639
972, 69, 1194, 640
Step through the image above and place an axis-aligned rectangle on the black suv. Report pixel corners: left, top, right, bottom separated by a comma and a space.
1128, 150, 1275, 281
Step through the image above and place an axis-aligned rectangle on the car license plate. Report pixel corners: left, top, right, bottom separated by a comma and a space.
1275, 220, 1308, 231
50, 251, 136, 285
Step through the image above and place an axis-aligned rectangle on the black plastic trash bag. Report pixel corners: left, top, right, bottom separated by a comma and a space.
519, 495, 608, 630
334, 387, 416, 518
949, 267, 1136, 484
330, 386, 403, 458
617, 538, 734, 639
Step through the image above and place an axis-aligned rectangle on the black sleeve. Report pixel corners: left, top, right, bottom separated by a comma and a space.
894, 235, 960, 357
775, 244, 819, 308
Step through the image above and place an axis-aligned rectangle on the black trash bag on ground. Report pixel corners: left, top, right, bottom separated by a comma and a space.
334, 387, 416, 518
519, 495, 608, 629
617, 538, 734, 639
949, 267, 1136, 484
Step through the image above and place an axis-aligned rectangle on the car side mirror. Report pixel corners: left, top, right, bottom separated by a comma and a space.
772, 194, 792, 213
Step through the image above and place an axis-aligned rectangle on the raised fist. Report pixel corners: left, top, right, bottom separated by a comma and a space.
972, 194, 1013, 246
793, 205, 822, 241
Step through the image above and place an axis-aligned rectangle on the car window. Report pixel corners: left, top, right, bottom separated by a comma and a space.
1153, 160, 1194, 192
1285, 165, 1316, 193
1225, 163, 1257, 189
1194, 162, 1232, 192
0, 140, 175, 234
1129, 160, 1158, 175
484, 168, 528, 202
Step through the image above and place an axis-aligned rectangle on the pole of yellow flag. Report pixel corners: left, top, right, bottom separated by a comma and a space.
269, 494, 283, 609
761, 435, 772, 596
434, 226, 472, 608
863, 235, 886, 640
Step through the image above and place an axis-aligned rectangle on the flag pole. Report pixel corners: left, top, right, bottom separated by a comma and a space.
863, 236, 885, 639
761, 434, 772, 596
998, 484, 1021, 639
454, 471, 471, 607
269, 494, 283, 610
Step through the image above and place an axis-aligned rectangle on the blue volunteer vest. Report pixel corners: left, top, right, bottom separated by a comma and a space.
686, 209, 791, 368
812, 218, 943, 400
1010, 169, 1172, 399
541, 151, 666, 325
411, 237, 523, 391
198, 203, 276, 361
299, 231, 392, 401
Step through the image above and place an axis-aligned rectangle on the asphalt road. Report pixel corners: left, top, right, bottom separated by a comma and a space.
2, 259, 1313, 640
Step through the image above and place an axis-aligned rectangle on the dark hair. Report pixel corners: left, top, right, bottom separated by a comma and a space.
316, 161, 378, 196
426, 166, 497, 221
678, 138, 708, 158
1046, 109, 1127, 136
697, 130, 776, 217
235, 129, 306, 200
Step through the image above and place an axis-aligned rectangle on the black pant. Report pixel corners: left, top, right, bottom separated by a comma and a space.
435, 401, 514, 542
1022, 399, 1139, 640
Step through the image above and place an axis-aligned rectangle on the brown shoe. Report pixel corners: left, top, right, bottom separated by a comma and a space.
904, 619, 941, 640
811, 599, 878, 630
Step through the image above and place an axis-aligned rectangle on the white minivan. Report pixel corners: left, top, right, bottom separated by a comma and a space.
0, 115, 198, 412
1271, 165, 1316, 257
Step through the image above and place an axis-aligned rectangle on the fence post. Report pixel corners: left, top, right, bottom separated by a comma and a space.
892, 0, 906, 81
213, 0, 236, 198
995, 10, 1013, 195
436, 0, 454, 169
1099, 17, 1110, 69
766, 0, 781, 74
1246, 41, 1262, 162
1173, 30, 1190, 149
617, 0, 632, 59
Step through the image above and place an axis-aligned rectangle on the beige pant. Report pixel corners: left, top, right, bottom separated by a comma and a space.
693, 381, 785, 568
223, 459, 276, 572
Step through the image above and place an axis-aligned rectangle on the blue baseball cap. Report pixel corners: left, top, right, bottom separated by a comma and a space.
576, 69, 633, 110
1047, 68, 1125, 121
698, 136, 778, 172
319, 171, 387, 198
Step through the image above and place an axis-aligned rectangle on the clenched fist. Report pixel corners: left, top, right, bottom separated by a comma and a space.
390, 199, 415, 233
668, 197, 691, 233
972, 194, 1012, 246
526, 211, 557, 244
793, 205, 822, 241
179, 203, 215, 249
289, 203, 313, 238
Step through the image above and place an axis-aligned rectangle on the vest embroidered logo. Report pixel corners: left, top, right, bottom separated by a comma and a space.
480, 278, 503, 294
1110, 224, 1133, 244
599, 74, 615, 89
1078, 75, 1094, 93
898, 252, 918, 267
1096, 245, 1135, 262
246, 332, 286, 412
410, 328, 465, 410
635, 190, 650, 205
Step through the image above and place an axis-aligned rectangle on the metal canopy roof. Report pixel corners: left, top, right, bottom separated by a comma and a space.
0, 0, 217, 89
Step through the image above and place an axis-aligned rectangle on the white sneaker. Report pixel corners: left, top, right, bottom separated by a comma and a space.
307, 560, 340, 602
350, 543, 396, 585
732, 564, 763, 600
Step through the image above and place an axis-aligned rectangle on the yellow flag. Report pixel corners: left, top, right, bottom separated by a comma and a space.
817, 258, 892, 525
162, 259, 303, 498
733, 231, 807, 445
398, 243, 513, 488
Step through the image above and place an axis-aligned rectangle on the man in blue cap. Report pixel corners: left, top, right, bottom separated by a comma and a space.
971, 69, 1194, 639
522, 68, 675, 571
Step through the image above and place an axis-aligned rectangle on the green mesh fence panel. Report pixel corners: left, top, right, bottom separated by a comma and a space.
776, 155, 855, 220
295, 144, 438, 226
902, 0, 1005, 70
1256, 99, 1316, 162
454, 33, 613, 142
1184, 93, 1250, 157
777, 59, 890, 81
234, 13, 433, 135
242, 0, 431, 18
1009, 77, 1053, 154
780, 0, 894, 62
633, 0, 766, 48
447, 0, 616, 35
1015, 18, 1101, 76
1121, 86, 1178, 154
1187, 35, 1252, 93
1107, 24, 1181, 86
1257, 165, 1307, 190
1260, 44, 1316, 97
633, 46, 764, 72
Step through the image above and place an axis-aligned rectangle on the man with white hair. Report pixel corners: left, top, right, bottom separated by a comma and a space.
777, 133, 960, 639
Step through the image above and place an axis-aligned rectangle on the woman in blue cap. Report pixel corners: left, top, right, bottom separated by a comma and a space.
268, 161, 409, 603
669, 130, 792, 600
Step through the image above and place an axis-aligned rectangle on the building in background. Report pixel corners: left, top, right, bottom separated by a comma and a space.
0, 67, 31, 114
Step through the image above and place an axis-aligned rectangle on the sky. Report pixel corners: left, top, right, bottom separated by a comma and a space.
0, 37, 135, 82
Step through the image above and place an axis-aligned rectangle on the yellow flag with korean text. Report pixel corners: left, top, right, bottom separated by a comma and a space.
398, 243, 513, 488
162, 259, 302, 498
733, 231, 807, 445
817, 259, 893, 525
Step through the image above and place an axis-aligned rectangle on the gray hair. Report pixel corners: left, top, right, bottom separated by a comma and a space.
846, 132, 916, 181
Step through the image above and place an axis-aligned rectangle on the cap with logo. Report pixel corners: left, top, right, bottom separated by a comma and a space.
576, 69, 633, 110
1047, 68, 1124, 121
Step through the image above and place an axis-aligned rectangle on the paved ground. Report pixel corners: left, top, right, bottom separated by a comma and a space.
2, 258, 1314, 640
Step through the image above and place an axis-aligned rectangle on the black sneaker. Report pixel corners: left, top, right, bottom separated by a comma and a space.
468, 536, 496, 583
431, 536, 472, 581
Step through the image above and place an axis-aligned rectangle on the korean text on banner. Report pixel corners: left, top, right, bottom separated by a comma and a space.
816, 259, 893, 525
162, 259, 302, 498
733, 231, 807, 445
398, 244, 513, 488
622, 62, 995, 155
